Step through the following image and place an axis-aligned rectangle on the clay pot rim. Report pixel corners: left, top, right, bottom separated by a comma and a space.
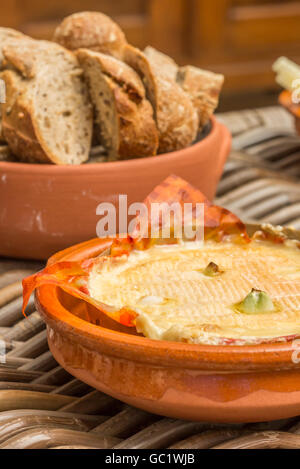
35, 226, 300, 372
0, 117, 216, 173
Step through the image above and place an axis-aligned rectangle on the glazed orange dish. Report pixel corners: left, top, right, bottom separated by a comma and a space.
22, 176, 300, 346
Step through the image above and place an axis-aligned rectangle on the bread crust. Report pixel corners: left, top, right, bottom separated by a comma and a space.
53, 14, 200, 154
53, 11, 127, 59
122, 44, 157, 113
178, 65, 224, 128
144, 46, 178, 81
124, 45, 198, 153
0, 27, 25, 69
76, 49, 158, 160
154, 75, 198, 153
143, 47, 198, 153
1, 70, 51, 163
3, 39, 38, 78
90, 51, 145, 100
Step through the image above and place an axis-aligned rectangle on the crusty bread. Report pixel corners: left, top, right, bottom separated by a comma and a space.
143, 46, 178, 81
142, 47, 198, 153
53, 13, 199, 153
0, 69, 50, 163
177, 65, 224, 128
1, 39, 93, 164
53, 11, 127, 59
76, 48, 158, 160
122, 44, 157, 115
144, 47, 224, 130
123, 45, 198, 153
50, 12, 222, 158
151, 74, 198, 153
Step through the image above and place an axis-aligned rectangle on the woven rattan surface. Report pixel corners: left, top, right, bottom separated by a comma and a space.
1, 106, 300, 449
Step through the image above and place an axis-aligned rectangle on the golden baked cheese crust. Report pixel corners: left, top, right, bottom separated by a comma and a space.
88, 239, 300, 345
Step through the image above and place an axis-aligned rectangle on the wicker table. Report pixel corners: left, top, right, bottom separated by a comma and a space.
1, 106, 300, 449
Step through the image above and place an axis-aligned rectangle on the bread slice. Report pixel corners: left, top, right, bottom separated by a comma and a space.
122, 44, 156, 114
53, 11, 127, 59
76, 48, 158, 160
142, 47, 198, 153
153, 74, 198, 153
143, 48, 224, 130
0, 69, 49, 163
1, 39, 93, 164
177, 65, 224, 128
123, 45, 198, 153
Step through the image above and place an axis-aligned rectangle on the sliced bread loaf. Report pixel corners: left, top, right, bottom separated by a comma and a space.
76, 48, 158, 160
53, 12, 223, 153
1, 39, 93, 164
53, 11, 127, 59
53, 13, 199, 153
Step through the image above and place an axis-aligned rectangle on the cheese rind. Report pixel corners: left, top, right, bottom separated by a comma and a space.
88, 238, 300, 345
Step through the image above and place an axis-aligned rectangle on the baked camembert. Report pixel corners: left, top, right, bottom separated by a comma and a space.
87, 230, 300, 345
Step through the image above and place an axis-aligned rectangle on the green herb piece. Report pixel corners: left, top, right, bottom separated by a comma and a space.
236, 288, 275, 314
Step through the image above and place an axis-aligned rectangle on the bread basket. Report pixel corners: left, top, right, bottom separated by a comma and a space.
0, 116, 231, 260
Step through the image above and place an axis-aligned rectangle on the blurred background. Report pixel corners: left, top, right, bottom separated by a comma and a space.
1, 0, 300, 111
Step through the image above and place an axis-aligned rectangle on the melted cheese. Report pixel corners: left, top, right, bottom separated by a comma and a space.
88, 239, 300, 345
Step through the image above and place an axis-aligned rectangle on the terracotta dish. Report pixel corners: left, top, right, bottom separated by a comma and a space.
0, 117, 230, 260
33, 223, 300, 423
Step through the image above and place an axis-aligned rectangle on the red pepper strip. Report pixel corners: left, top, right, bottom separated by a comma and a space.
22, 260, 137, 327
112, 174, 250, 249
110, 235, 135, 257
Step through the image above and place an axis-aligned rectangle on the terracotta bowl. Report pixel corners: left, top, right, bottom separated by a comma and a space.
0, 116, 231, 260
279, 90, 300, 134
35, 224, 300, 423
